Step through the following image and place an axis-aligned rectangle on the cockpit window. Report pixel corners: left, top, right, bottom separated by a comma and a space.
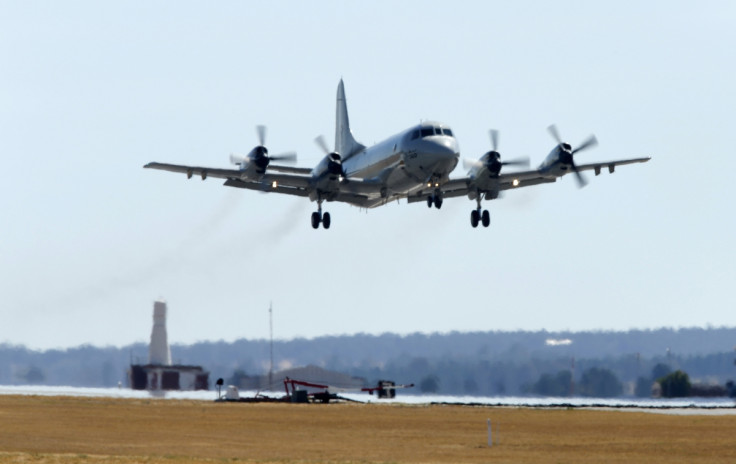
411, 130, 420, 140
418, 126, 454, 138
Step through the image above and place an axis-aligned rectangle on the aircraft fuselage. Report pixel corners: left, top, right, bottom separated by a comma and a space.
343, 121, 459, 199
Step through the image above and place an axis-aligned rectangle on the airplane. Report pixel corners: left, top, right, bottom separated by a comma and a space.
144, 80, 650, 229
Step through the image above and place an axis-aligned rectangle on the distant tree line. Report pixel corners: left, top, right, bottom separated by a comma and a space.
1, 327, 735, 398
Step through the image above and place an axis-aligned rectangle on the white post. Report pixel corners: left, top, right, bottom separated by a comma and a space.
487, 419, 492, 447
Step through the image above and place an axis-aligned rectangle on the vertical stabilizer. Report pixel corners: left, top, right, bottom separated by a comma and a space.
335, 79, 366, 158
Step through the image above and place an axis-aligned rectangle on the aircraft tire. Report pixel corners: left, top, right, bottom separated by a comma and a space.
470, 210, 479, 228
435, 197, 443, 209
311, 212, 320, 229
427, 196, 433, 208
481, 210, 490, 227
322, 212, 331, 229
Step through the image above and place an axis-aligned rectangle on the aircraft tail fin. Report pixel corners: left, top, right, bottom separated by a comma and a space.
335, 79, 365, 159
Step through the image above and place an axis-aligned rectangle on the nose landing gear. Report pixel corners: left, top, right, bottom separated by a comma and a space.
426, 191, 443, 209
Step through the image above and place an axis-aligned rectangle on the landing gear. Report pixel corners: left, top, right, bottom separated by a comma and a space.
470, 208, 491, 228
470, 194, 491, 228
311, 200, 331, 229
481, 209, 490, 227
426, 193, 443, 209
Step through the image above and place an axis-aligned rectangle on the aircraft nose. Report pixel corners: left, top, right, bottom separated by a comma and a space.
427, 137, 459, 160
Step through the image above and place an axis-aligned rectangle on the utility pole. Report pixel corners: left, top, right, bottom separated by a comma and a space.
569, 356, 575, 396
269, 301, 273, 390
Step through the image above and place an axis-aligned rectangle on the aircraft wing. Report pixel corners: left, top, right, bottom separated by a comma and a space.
146, 161, 392, 208
573, 157, 651, 174
224, 173, 384, 208
144, 162, 316, 179
490, 157, 650, 187
266, 165, 313, 175
144, 162, 242, 180
496, 170, 558, 190
407, 169, 556, 203
224, 177, 310, 197
414, 156, 650, 205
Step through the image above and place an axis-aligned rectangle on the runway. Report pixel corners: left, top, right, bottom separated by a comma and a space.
2, 385, 734, 414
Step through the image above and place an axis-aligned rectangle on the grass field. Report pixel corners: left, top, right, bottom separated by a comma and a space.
1, 395, 735, 463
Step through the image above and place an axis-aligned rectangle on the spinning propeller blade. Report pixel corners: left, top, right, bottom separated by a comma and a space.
489, 129, 499, 152
547, 124, 598, 188
314, 135, 331, 155
229, 153, 247, 165
256, 125, 266, 146
547, 124, 562, 144
501, 157, 530, 167
571, 135, 598, 155
463, 158, 484, 170
464, 129, 529, 174
269, 151, 297, 163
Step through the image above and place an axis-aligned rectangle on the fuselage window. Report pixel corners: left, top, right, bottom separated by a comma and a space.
420, 128, 434, 137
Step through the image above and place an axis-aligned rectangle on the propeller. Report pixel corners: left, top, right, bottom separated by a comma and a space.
314, 135, 347, 179
230, 125, 296, 171
256, 124, 266, 146
229, 152, 248, 166
463, 129, 530, 175
547, 124, 598, 188
256, 125, 298, 162
314, 135, 332, 157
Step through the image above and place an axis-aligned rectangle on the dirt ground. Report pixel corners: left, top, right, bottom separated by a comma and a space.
1, 395, 735, 463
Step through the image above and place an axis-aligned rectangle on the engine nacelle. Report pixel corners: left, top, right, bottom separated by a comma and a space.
250, 146, 269, 172
484, 151, 502, 176
312, 152, 344, 179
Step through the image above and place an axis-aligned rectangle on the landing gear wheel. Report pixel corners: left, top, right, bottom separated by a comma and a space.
481, 209, 490, 227
311, 212, 320, 229
470, 210, 479, 228
427, 196, 433, 208
434, 197, 443, 209
322, 212, 331, 229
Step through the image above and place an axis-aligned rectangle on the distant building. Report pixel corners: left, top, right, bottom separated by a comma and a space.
129, 363, 209, 391
128, 300, 209, 391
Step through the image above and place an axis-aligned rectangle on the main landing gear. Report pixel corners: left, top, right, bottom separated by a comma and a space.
470, 196, 490, 228
470, 208, 490, 228
311, 201, 331, 229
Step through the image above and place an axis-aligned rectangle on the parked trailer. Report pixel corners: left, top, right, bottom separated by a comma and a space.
283, 377, 414, 403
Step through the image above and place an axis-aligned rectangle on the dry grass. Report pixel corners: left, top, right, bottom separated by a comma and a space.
0, 395, 735, 463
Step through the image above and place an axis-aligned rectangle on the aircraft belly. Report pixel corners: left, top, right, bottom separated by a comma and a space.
403, 152, 456, 182
384, 167, 419, 195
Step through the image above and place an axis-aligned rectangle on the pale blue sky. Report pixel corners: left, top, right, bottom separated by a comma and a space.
2, 1, 735, 350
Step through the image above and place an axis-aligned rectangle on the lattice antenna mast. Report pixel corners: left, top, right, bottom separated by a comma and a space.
269, 301, 274, 390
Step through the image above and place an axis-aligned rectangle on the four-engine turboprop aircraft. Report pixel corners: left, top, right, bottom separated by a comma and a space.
144, 80, 650, 229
